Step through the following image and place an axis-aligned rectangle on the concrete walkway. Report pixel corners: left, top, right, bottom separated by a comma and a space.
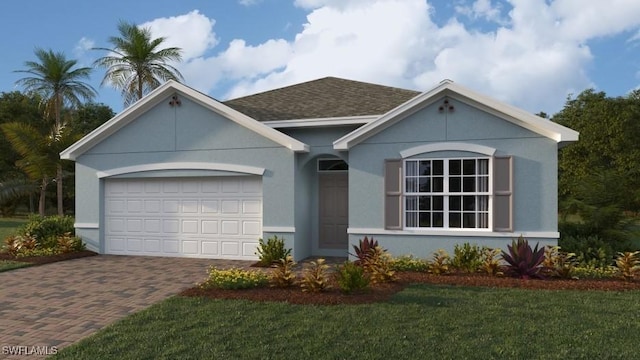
0, 255, 253, 359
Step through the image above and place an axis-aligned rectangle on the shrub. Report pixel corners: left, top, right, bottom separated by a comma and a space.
360, 246, 396, 284
255, 236, 291, 266
300, 258, 332, 292
351, 236, 379, 264
572, 265, 618, 279
558, 234, 614, 268
4, 234, 38, 257
480, 248, 503, 276
615, 251, 640, 281
18, 215, 75, 248
501, 236, 545, 279
335, 261, 370, 294
451, 243, 483, 273
543, 246, 577, 279
16, 248, 60, 258
201, 267, 268, 290
270, 255, 297, 288
390, 255, 429, 272
57, 233, 85, 253
428, 249, 450, 275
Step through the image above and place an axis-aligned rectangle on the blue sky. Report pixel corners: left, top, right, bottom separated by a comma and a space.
2, 0, 640, 115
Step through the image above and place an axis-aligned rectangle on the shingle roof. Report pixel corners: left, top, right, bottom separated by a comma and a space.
223, 77, 420, 121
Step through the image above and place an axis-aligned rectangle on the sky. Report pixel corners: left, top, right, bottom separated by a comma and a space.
1, 0, 640, 115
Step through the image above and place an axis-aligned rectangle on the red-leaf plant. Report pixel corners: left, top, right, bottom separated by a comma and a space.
501, 236, 545, 279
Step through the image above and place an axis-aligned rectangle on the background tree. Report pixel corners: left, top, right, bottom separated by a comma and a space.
93, 20, 184, 107
14, 48, 96, 216
553, 89, 640, 254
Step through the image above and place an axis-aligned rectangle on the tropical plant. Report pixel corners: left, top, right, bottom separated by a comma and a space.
501, 236, 545, 279
615, 251, 640, 281
255, 236, 291, 266
335, 261, 370, 294
351, 236, 379, 264
480, 247, 503, 276
56, 233, 85, 253
428, 249, 451, 275
360, 246, 396, 284
270, 255, 297, 288
94, 20, 184, 106
451, 243, 483, 273
17, 215, 75, 247
543, 246, 577, 279
14, 48, 96, 215
300, 258, 331, 292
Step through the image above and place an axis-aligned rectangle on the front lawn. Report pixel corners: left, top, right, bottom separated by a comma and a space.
0, 259, 31, 272
53, 284, 640, 359
0, 217, 27, 248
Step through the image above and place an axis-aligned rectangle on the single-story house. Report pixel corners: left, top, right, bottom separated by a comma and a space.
61, 77, 579, 261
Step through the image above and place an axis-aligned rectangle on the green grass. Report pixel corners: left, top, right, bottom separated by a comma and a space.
53, 284, 640, 360
0, 260, 31, 272
0, 217, 27, 243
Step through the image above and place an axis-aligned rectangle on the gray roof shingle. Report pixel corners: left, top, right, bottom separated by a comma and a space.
223, 77, 420, 121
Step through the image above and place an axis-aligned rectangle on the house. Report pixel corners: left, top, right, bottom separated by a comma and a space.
60, 77, 579, 261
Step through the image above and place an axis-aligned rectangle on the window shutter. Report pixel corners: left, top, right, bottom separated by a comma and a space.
493, 155, 513, 232
384, 159, 403, 230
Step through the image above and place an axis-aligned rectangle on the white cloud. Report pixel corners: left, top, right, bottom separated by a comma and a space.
140, 1, 640, 113
141, 10, 218, 61
73, 37, 95, 58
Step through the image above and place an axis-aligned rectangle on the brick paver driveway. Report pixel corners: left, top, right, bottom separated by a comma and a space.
0, 255, 253, 358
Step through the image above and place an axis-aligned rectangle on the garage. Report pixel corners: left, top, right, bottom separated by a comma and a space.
104, 176, 262, 260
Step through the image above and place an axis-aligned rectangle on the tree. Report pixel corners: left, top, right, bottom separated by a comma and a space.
553, 89, 640, 249
93, 20, 184, 107
67, 103, 115, 135
14, 48, 96, 216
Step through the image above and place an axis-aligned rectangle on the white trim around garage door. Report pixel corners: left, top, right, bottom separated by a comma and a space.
97, 162, 266, 178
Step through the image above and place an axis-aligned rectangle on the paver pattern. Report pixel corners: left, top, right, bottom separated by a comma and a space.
0, 255, 253, 359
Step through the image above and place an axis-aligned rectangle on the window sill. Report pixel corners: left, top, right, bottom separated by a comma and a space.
347, 228, 559, 239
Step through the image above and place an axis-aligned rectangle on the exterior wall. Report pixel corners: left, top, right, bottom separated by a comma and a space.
74, 96, 297, 254
282, 126, 357, 258
347, 97, 559, 258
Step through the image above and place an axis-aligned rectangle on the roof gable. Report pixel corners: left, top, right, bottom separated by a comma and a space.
223, 77, 420, 121
333, 80, 579, 150
60, 81, 309, 160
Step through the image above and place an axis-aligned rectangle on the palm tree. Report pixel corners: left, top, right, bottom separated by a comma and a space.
93, 20, 184, 106
14, 48, 96, 216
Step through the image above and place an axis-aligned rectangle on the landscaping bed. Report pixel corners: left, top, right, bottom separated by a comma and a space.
0, 250, 97, 266
180, 271, 640, 306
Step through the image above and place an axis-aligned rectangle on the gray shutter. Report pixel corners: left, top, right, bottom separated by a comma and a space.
384, 159, 403, 230
493, 155, 513, 232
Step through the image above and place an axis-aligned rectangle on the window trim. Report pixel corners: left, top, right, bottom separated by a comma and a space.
402, 157, 493, 231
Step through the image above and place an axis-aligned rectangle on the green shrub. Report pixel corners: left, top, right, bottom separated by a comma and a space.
451, 243, 483, 273
270, 255, 297, 288
16, 248, 61, 258
559, 234, 614, 268
615, 251, 640, 281
18, 215, 75, 248
428, 249, 450, 275
300, 258, 332, 293
255, 236, 291, 266
390, 255, 429, 272
335, 261, 370, 294
543, 246, 577, 279
201, 267, 269, 290
501, 236, 545, 279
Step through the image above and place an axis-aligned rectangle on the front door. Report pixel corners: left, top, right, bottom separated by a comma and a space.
318, 172, 348, 249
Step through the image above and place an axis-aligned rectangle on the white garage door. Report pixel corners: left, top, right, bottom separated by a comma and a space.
104, 177, 262, 260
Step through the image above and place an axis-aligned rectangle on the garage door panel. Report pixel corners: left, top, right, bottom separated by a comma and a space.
105, 177, 261, 260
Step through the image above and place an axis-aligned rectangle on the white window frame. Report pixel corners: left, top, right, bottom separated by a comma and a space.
403, 157, 493, 231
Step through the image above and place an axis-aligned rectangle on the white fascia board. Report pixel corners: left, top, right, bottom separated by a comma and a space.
60, 81, 310, 161
333, 80, 579, 150
263, 115, 377, 129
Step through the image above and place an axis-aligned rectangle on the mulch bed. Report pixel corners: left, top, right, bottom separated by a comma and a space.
180, 271, 640, 305
0, 250, 97, 265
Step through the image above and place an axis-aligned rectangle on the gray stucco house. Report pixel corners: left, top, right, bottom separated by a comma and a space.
61, 77, 578, 261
